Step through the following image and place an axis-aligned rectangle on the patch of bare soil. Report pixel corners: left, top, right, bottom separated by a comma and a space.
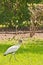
0, 32, 43, 40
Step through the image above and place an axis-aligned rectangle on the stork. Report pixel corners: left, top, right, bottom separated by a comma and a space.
4, 40, 22, 56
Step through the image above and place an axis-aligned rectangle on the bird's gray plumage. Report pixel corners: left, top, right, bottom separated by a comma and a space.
4, 40, 22, 56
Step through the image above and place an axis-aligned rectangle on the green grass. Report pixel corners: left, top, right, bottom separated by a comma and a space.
0, 39, 43, 65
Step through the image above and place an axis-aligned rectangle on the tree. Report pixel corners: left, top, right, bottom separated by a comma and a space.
27, 3, 43, 37
0, 0, 43, 36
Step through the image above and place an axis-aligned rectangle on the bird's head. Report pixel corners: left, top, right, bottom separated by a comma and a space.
18, 39, 22, 44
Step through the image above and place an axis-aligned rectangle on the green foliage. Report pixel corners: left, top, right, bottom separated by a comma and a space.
26, 0, 42, 3
0, 0, 43, 27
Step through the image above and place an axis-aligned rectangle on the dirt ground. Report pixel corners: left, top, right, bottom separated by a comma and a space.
0, 32, 43, 40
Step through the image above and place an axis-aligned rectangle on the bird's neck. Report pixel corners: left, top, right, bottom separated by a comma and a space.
17, 43, 21, 46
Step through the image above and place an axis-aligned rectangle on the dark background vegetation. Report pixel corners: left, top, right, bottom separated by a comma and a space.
0, 0, 43, 30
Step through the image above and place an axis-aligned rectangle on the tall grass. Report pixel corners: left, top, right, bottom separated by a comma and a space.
0, 39, 43, 65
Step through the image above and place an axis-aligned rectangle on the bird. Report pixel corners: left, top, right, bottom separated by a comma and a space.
4, 39, 22, 56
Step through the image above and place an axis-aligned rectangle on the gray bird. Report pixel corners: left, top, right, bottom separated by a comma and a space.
4, 40, 22, 56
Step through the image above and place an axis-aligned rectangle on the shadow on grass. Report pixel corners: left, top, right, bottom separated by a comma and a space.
0, 44, 43, 54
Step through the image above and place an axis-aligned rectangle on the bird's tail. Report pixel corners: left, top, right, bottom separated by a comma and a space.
4, 53, 6, 56
4, 52, 7, 56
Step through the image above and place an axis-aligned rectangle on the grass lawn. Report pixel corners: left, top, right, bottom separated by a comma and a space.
0, 38, 43, 65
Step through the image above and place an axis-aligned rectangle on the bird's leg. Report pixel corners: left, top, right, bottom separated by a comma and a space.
14, 55, 17, 61
9, 54, 12, 61
13, 53, 18, 61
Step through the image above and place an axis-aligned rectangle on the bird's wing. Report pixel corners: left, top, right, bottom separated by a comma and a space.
4, 45, 20, 55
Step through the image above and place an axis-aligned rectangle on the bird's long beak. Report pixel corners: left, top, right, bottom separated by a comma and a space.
22, 38, 28, 48
22, 41, 26, 48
